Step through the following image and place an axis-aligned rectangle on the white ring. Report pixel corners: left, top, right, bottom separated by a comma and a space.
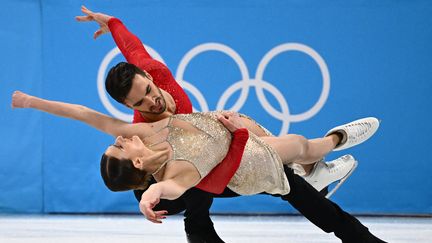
98, 42, 330, 134
217, 78, 291, 135
255, 43, 330, 122
176, 43, 250, 112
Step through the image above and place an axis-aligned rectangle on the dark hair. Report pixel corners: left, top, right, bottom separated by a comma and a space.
105, 62, 149, 104
100, 153, 150, 192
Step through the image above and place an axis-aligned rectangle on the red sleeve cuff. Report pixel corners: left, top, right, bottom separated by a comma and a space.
132, 110, 146, 124
107, 17, 122, 29
232, 128, 249, 141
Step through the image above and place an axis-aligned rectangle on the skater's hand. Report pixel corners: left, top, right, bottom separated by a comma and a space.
218, 111, 245, 132
139, 193, 167, 224
12, 91, 33, 109
75, 5, 112, 39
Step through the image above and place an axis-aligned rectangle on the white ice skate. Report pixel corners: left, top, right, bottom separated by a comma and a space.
303, 155, 358, 198
326, 117, 379, 151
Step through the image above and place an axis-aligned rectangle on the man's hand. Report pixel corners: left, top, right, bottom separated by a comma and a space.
218, 111, 245, 132
11, 91, 33, 109
139, 192, 168, 224
75, 5, 112, 39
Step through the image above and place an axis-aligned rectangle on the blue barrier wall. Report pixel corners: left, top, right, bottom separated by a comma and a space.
0, 0, 43, 213
0, 0, 431, 214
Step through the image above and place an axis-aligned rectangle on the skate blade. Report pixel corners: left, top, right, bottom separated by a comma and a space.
325, 160, 358, 198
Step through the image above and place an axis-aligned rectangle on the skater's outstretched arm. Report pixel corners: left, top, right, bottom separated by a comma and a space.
11, 91, 150, 138
76, 6, 152, 63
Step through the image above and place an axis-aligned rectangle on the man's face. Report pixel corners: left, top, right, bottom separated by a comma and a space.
123, 73, 166, 115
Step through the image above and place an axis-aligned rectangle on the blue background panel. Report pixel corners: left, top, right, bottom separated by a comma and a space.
0, 0, 431, 214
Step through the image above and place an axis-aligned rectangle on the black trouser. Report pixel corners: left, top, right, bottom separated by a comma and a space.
212, 166, 386, 243
182, 188, 224, 243
278, 166, 386, 243
134, 179, 225, 243
134, 169, 386, 243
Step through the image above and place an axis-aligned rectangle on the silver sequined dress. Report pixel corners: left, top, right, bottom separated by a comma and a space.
160, 111, 290, 196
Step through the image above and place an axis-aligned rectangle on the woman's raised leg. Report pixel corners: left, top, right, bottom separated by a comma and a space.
261, 134, 340, 165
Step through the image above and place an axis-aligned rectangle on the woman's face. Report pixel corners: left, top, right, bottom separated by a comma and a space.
105, 136, 149, 166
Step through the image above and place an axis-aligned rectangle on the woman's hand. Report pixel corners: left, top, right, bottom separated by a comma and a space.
139, 190, 168, 224
11, 91, 33, 108
75, 5, 112, 39
218, 111, 245, 132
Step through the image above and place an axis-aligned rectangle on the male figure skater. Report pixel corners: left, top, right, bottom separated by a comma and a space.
76, 6, 361, 243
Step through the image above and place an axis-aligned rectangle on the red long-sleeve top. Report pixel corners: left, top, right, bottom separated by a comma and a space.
108, 18, 247, 194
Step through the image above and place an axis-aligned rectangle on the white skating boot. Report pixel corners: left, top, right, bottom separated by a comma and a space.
326, 117, 379, 151
303, 155, 358, 198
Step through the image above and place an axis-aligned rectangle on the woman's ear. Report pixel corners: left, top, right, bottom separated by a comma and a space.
132, 157, 145, 170
134, 150, 169, 171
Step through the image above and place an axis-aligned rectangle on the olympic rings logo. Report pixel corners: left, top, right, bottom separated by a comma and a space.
97, 42, 330, 135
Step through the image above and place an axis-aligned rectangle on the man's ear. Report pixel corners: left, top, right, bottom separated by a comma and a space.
143, 71, 153, 81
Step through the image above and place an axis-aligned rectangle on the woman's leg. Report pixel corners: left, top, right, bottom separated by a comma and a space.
238, 116, 324, 173
261, 134, 340, 165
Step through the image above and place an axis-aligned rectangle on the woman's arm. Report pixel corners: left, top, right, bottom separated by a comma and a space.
139, 179, 189, 223
139, 161, 200, 223
11, 91, 145, 138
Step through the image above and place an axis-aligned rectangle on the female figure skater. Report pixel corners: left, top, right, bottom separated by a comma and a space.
11, 91, 385, 243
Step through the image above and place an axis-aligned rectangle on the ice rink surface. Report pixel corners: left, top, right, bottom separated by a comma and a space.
0, 214, 430, 243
